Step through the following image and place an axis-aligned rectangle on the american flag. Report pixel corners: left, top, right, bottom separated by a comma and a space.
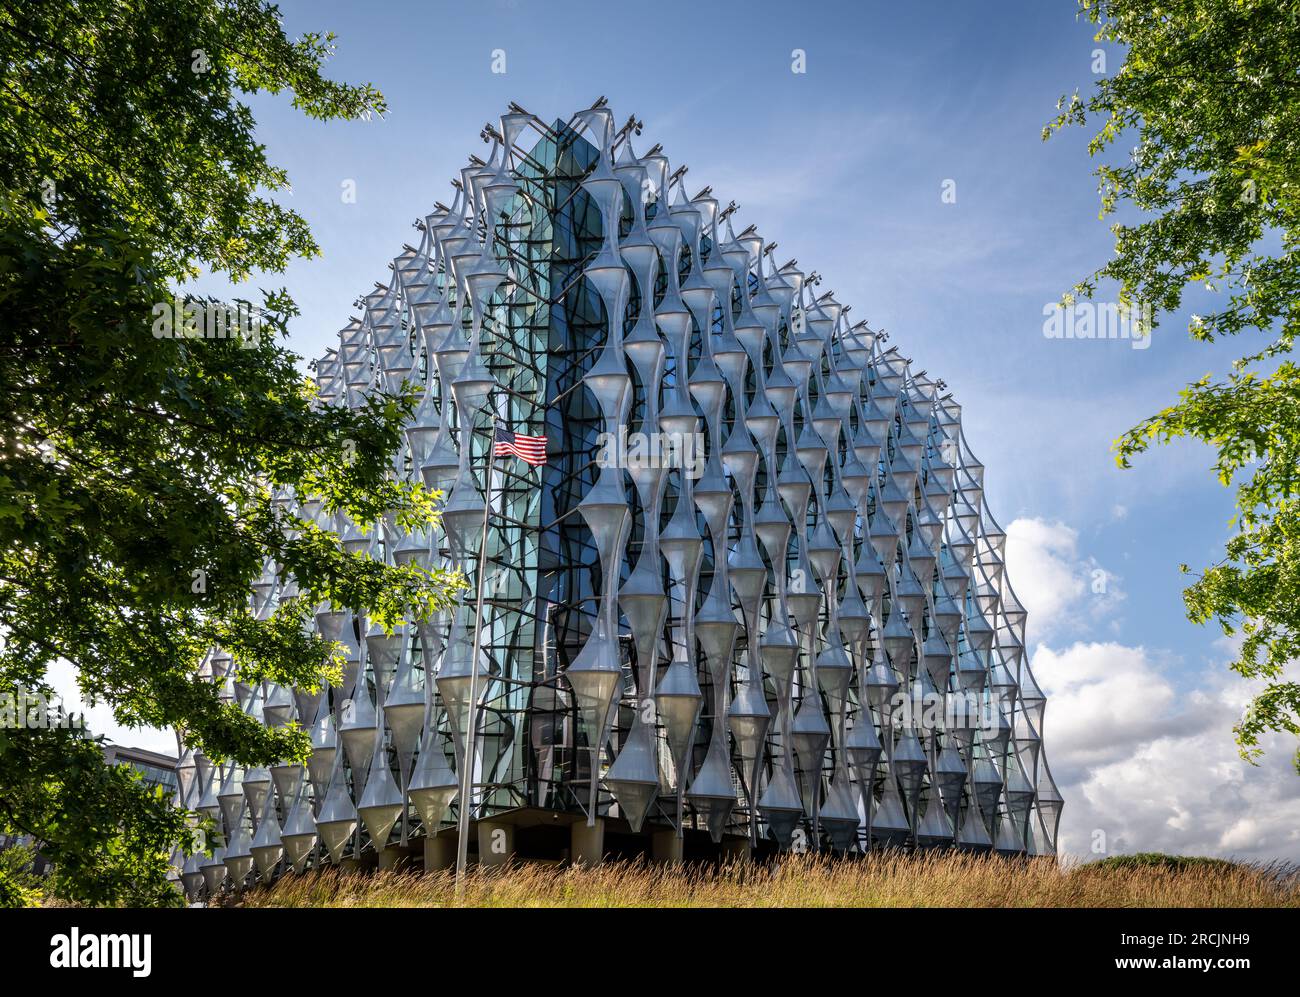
493, 426, 548, 466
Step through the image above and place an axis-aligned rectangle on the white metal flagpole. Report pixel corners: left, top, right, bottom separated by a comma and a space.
455, 418, 498, 894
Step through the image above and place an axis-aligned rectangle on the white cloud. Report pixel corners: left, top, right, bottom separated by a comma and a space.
1002, 515, 1299, 862
1004, 517, 1123, 641
1034, 640, 1300, 862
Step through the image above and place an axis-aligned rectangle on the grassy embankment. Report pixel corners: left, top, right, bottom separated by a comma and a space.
234, 850, 1300, 908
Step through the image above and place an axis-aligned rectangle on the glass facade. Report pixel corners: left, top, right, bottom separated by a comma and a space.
174, 106, 1062, 895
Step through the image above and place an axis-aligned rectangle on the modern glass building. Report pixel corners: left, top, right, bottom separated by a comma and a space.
174, 103, 1062, 895
104, 743, 179, 796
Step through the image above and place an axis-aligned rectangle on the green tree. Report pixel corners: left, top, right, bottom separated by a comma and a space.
0, 0, 463, 905
0, 840, 46, 907
1047, 0, 1300, 769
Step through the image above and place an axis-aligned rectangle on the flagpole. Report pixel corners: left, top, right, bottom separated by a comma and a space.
455, 416, 498, 895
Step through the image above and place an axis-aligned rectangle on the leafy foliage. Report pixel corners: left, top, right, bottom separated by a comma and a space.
1086, 852, 1239, 872
0, 840, 45, 907
0, 0, 463, 905
1047, 0, 1300, 769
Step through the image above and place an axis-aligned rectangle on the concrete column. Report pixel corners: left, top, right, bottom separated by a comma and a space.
721, 837, 752, 863
379, 844, 418, 871
651, 830, 684, 865
477, 820, 516, 867
423, 834, 456, 872
569, 818, 605, 866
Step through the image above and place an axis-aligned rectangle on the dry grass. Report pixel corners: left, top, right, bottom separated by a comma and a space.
235, 851, 1300, 908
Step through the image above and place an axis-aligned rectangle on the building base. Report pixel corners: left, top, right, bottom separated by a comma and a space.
378, 844, 418, 871
423, 833, 457, 871
651, 830, 684, 865
477, 820, 516, 867
569, 818, 605, 866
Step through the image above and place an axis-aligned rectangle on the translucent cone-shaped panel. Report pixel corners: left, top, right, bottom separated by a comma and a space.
872, 776, 912, 847
993, 811, 1024, 857
759, 761, 805, 847
565, 629, 623, 753
935, 745, 969, 821
846, 713, 883, 774
951, 791, 991, 852
241, 767, 271, 824
656, 658, 702, 787
687, 736, 737, 843
435, 625, 490, 772
181, 858, 205, 901
408, 722, 459, 833
916, 789, 954, 848
365, 623, 405, 695
224, 823, 255, 887
792, 697, 831, 812
971, 753, 1004, 819
250, 809, 284, 879
357, 801, 402, 851
269, 760, 303, 813
892, 731, 928, 811
199, 850, 227, 896
316, 818, 356, 865
315, 762, 358, 864
307, 751, 335, 803
339, 674, 378, 779
820, 772, 861, 852
605, 713, 660, 833
357, 725, 403, 849
728, 680, 770, 808
384, 650, 425, 781
216, 766, 245, 834
280, 788, 318, 872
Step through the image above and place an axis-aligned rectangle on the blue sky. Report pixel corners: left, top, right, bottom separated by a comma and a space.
239, 0, 1241, 661
73, 0, 1298, 859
